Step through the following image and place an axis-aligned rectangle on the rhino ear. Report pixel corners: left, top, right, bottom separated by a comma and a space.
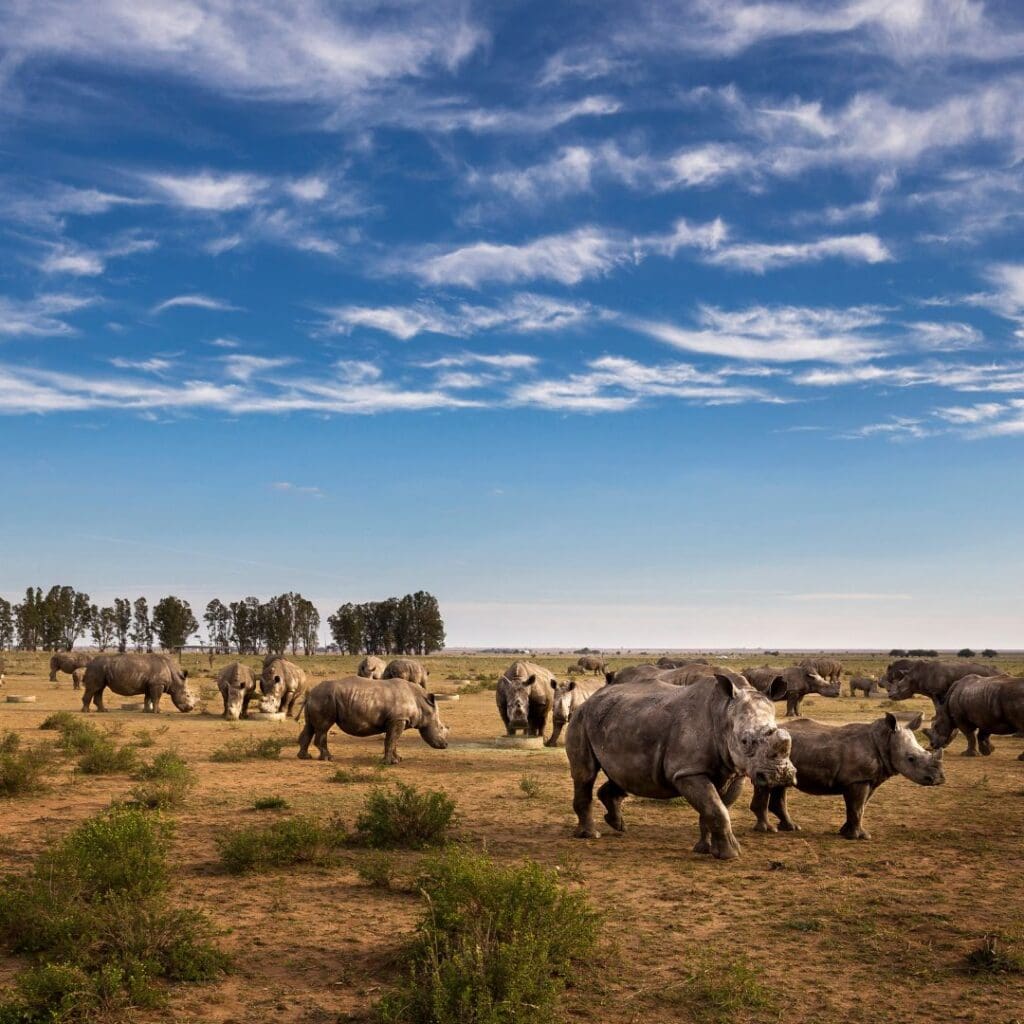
527, 675, 537, 685
715, 673, 738, 700
907, 712, 923, 731
426, 693, 437, 707
181, 669, 189, 680
568, 681, 577, 691
885, 712, 898, 731
767, 676, 788, 702
550, 680, 558, 690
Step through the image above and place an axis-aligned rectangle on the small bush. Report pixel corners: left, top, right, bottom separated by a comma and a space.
0, 733, 54, 798
376, 847, 599, 1024
653, 951, 778, 1024
331, 768, 375, 785
518, 775, 540, 799
253, 795, 289, 811
42, 715, 105, 756
127, 752, 196, 810
216, 815, 342, 873
210, 736, 287, 763
353, 784, 457, 850
358, 852, 398, 889
77, 737, 138, 775
964, 935, 1024, 975
39, 711, 79, 732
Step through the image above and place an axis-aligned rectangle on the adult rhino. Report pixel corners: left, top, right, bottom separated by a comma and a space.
566, 664, 586, 676
750, 713, 944, 840
577, 655, 605, 675
566, 675, 794, 860
754, 665, 839, 717
800, 657, 842, 684
382, 658, 429, 687
357, 655, 387, 679
260, 656, 307, 718
80, 653, 195, 713
657, 656, 709, 669
297, 676, 449, 764
50, 651, 92, 683
607, 662, 725, 687
848, 676, 881, 697
217, 662, 257, 720
927, 675, 1024, 760
605, 664, 658, 685
546, 678, 603, 747
496, 661, 556, 737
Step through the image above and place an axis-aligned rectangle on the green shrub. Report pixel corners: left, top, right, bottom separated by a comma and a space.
253, 795, 289, 811
216, 815, 342, 873
518, 775, 540, 799
0, 733, 54, 798
125, 751, 195, 809
77, 737, 138, 775
376, 848, 599, 1024
42, 715, 105, 756
331, 768, 375, 785
39, 712, 79, 733
210, 736, 287, 762
0, 807, 226, 1022
353, 784, 456, 851
357, 852, 398, 889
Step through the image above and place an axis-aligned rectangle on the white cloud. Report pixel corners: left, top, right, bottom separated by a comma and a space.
704, 233, 891, 272
421, 353, 540, 370
222, 355, 293, 381
796, 361, 1024, 392
0, 293, 94, 337
151, 294, 239, 314
286, 176, 329, 202
271, 481, 324, 498
109, 357, 173, 373
907, 321, 982, 350
145, 171, 267, 211
836, 417, 934, 441
933, 402, 1007, 425
39, 247, 105, 276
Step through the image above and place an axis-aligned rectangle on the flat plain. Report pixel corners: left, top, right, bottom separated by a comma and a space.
2, 650, 1024, 1024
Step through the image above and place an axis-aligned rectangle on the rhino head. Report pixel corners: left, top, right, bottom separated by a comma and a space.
168, 670, 196, 713
260, 662, 287, 713
418, 693, 450, 749
550, 679, 577, 726
885, 713, 944, 785
805, 668, 840, 698
717, 674, 796, 788
504, 675, 536, 729
924, 697, 956, 751
223, 682, 248, 720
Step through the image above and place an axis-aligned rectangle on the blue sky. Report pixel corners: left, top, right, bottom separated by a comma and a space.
1, 0, 1023, 648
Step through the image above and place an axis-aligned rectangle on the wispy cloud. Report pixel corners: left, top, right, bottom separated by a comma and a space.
144, 171, 268, 211
109, 357, 173, 373
151, 294, 240, 315
271, 481, 324, 498
0, 293, 94, 337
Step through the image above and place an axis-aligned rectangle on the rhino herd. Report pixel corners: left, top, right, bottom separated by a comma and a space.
46, 648, 1024, 861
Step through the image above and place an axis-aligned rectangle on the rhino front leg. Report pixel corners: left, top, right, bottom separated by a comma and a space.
785, 694, 801, 717
297, 720, 315, 759
676, 775, 741, 859
597, 779, 627, 832
768, 787, 800, 831
977, 730, 994, 756
545, 721, 564, 747
571, 776, 600, 839
241, 691, 253, 719
962, 727, 979, 756
382, 720, 405, 764
839, 783, 871, 840
749, 785, 775, 832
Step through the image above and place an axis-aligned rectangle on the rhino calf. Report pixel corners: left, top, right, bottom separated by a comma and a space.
217, 662, 257, 720
750, 713, 944, 840
567, 675, 794, 860
546, 678, 602, 747
927, 675, 1024, 760
496, 661, 555, 737
848, 676, 879, 697
297, 676, 449, 764
566, 664, 586, 676
260, 656, 307, 718
358, 655, 387, 679
382, 658, 429, 687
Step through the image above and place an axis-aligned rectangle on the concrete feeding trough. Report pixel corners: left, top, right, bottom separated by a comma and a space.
492, 734, 545, 749
120, 702, 144, 711
432, 693, 460, 702
5, 694, 37, 703
247, 711, 286, 721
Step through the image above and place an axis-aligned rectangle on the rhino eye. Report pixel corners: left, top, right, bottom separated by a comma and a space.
908, 755, 918, 763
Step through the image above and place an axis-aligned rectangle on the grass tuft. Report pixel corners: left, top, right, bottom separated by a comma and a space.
518, 775, 540, 798
216, 816, 343, 873
253, 795, 289, 811
352, 784, 457, 850
357, 852, 398, 889
0, 732, 54, 798
210, 737, 287, 762
964, 935, 1024, 975
651, 951, 778, 1024
127, 751, 196, 810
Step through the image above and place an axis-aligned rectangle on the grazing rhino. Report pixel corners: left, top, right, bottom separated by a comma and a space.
567, 675, 794, 860
496, 661, 556, 737
546, 678, 603, 747
260, 656, 307, 717
848, 676, 880, 697
566, 664, 586, 676
750, 713, 944, 840
357, 655, 387, 679
927, 675, 1024, 760
49, 651, 92, 682
577, 655, 606, 674
297, 676, 449, 764
80, 653, 195, 713
217, 662, 257, 720
607, 663, 724, 687
605, 664, 658, 685
800, 657, 842, 684
767, 665, 840, 717
382, 658, 429, 688
657, 656, 709, 669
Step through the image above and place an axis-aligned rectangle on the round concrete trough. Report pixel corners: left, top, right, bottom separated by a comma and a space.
247, 711, 287, 721
492, 734, 545, 749
5, 694, 37, 703
432, 693, 460, 701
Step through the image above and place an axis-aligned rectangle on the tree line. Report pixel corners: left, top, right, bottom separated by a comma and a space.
0, 586, 445, 657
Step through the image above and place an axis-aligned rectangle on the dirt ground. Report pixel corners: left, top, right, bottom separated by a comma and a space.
2, 650, 1024, 1024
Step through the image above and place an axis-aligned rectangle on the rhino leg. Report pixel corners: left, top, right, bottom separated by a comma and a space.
785, 694, 801, 717
221, 693, 230, 718
749, 786, 776, 832
382, 720, 405, 764
241, 691, 253, 719
497, 699, 515, 737
676, 775, 741, 859
597, 779, 627, 832
49, 670, 58, 682
839, 783, 871, 840
978, 731, 994, 756
527, 703, 548, 739
545, 722, 564, 748
314, 728, 332, 761
297, 720, 315, 759
768, 787, 800, 831
571, 777, 600, 839
962, 727, 979, 756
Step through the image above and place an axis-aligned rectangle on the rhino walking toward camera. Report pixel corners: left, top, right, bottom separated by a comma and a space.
297, 676, 449, 764
382, 658, 429, 687
496, 661, 556, 737
566, 675, 794, 860
546, 678, 603, 747
50, 651, 92, 683
80, 653, 195, 713
750, 713, 944, 840
217, 662, 257, 720
926, 675, 1024, 760
260, 656, 307, 717
358, 655, 387, 679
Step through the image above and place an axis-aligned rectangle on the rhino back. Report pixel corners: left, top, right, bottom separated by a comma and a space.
787, 719, 886, 794
317, 676, 423, 735
949, 676, 1024, 731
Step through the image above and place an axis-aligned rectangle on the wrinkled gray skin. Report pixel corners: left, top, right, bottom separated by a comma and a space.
751, 713, 944, 839
567, 675, 794, 860
357, 655, 387, 679
766, 665, 840, 717
49, 650, 92, 682
260, 656, 307, 717
607, 662, 727, 687
927, 675, 1024, 760
496, 661, 555, 737
297, 675, 449, 764
605, 664, 657, 685
848, 675, 881, 697
657, 656, 709, 669
382, 658, 429, 687
71, 667, 86, 689
217, 662, 257, 720
800, 657, 842, 684
566, 664, 586, 676
81, 653, 195, 713
577, 655, 605, 674
546, 678, 603, 747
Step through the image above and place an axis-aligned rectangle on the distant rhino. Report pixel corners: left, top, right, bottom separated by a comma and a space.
298, 675, 449, 764
607, 662, 723, 687
546, 678, 603, 747
657, 656, 709, 669
71, 667, 87, 689
577, 655, 605, 674
81, 653, 195, 713
50, 651, 92, 682
382, 658, 429, 688
357, 655, 387, 679
217, 662, 257, 720
800, 657, 842, 684
567, 675, 793, 859
753, 665, 840, 717
496, 661, 556, 737
260, 656, 307, 717
566, 664, 586, 676
751, 713, 944, 839
848, 675, 880, 697
927, 675, 1024, 760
